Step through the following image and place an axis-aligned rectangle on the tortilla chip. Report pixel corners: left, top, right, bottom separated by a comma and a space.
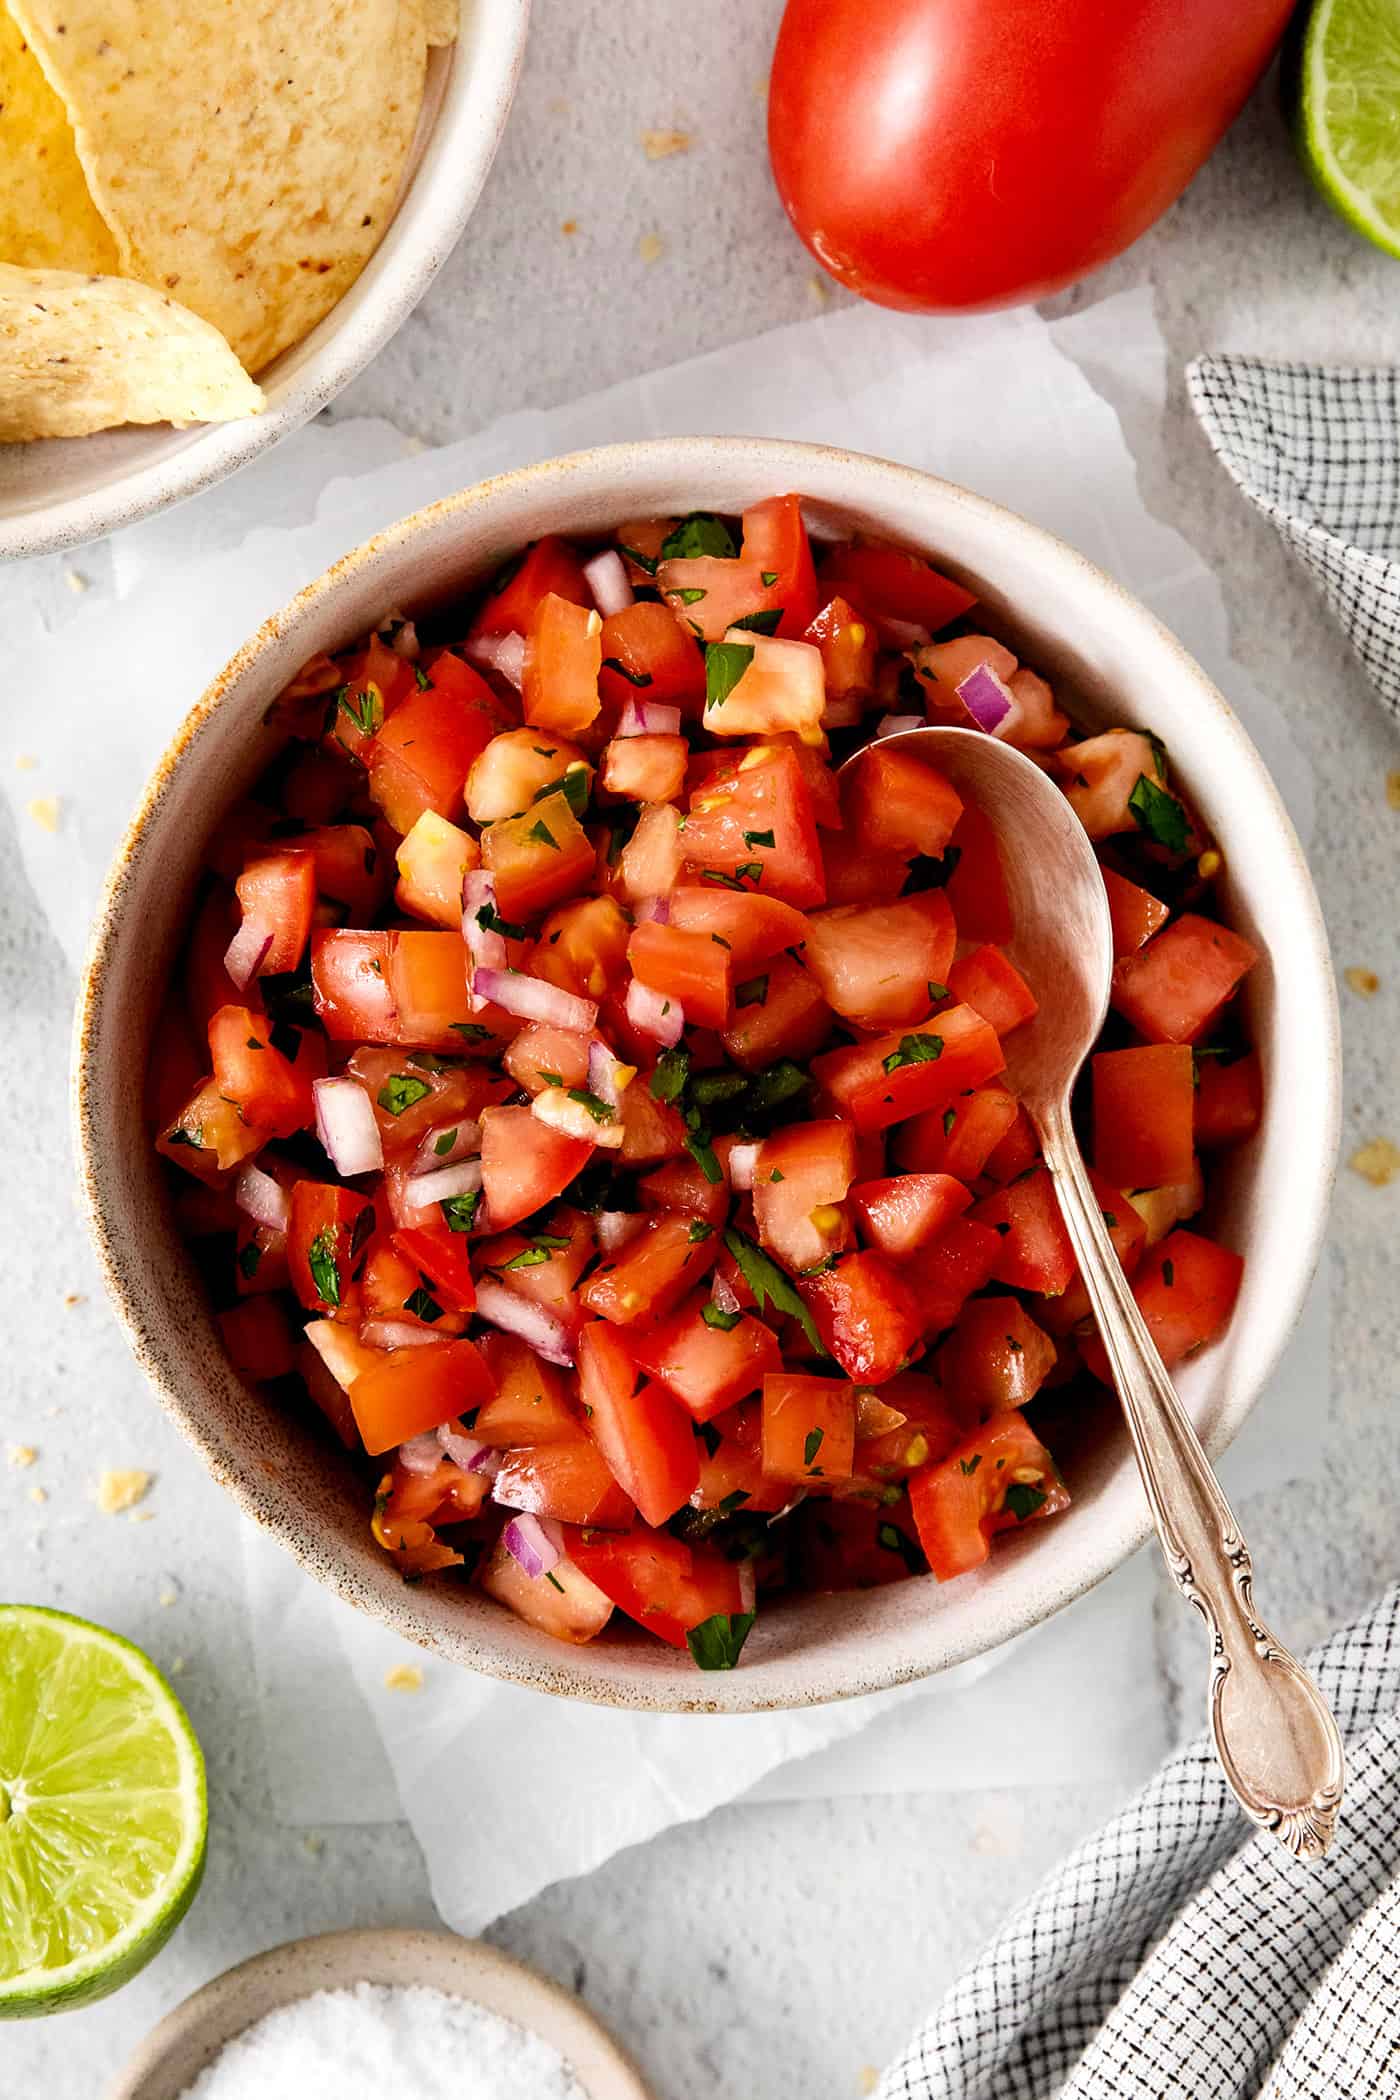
0, 264, 263, 440
7, 0, 439, 375
0, 8, 118, 273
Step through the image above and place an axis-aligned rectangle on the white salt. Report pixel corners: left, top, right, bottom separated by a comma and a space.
178, 1980, 590, 2100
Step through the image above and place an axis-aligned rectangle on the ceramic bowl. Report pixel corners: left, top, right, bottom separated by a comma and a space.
106, 1929, 653, 2100
0, 0, 530, 562
74, 437, 1340, 1713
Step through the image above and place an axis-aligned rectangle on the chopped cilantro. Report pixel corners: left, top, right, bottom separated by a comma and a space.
723, 1228, 824, 1353
734, 861, 763, 885
475, 901, 529, 941
245, 1035, 265, 1051
237, 1241, 262, 1280
696, 1420, 723, 1458
701, 1301, 742, 1331
927, 981, 949, 1002
404, 1284, 444, 1323
528, 818, 560, 850
650, 1045, 690, 1103
769, 1168, 784, 1183
537, 1070, 563, 1088
1004, 1482, 1047, 1522
533, 766, 590, 817
1128, 772, 1190, 853
943, 1107, 958, 1136
731, 608, 782, 635
748, 1059, 809, 1112
545, 1571, 565, 1594
1161, 1258, 1175, 1287
686, 1610, 755, 1671
434, 1128, 460, 1157
660, 512, 737, 561
601, 657, 653, 688
803, 1427, 825, 1468
377, 1073, 432, 1117
691, 1071, 747, 1108
407, 1050, 463, 1073
1006, 1335, 1023, 1353
308, 1227, 341, 1309
501, 1246, 551, 1270
760, 570, 779, 587
619, 542, 659, 576
567, 1087, 614, 1124
674, 587, 708, 606
440, 1190, 481, 1233
687, 1220, 714, 1243
450, 1023, 495, 1043
1101, 1210, 1118, 1228
959, 1454, 982, 1477
684, 1127, 723, 1186
876, 1521, 925, 1576
704, 640, 754, 709
338, 683, 383, 738
165, 1127, 204, 1149
882, 1032, 944, 1075
742, 828, 775, 849
735, 975, 769, 1009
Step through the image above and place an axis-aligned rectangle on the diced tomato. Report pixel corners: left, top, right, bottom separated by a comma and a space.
703, 632, 826, 743
577, 1319, 699, 1525
522, 593, 603, 738
372, 1493, 466, 1581
762, 1372, 856, 1483
234, 849, 316, 978
531, 895, 632, 1003
470, 535, 591, 640
945, 946, 1037, 1036
720, 954, 832, 1070
656, 498, 804, 643
479, 1105, 593, 1232
628, 920, 732, 1031
615, 800, 686, 904
943, 801, 1013, 944
1111, 914, 1258, 1046
910, 634, 1017, 724
639, 1158, 731, 1227
903, 1216, 1005, 1337
802, 891, 955, 1030
1102, 866, 1170, 957
218, 1297, 296, 1382
502, 1022, 594, 1096
346, 1044, 509, 1157
1092, 1044, 1196, 1190
969, 1167, 1075, 1297
682, 744, 825, 908
207, 1004, 313, 1139
378, 1453, 486, 1530
1052, 730, 1173, 843
1081, 1229, 1244, 1382
800, 1500, 927, 1589
740, 494, 820, 636
476, 1207, 596, 1336
851, 1172, 969, 1258
665, 889, 810, 976
1038, 1168, 1148, 1336
287, 1180, 375, 1321
465, 728, 591, 826
844, 745, 963, 860
597, 601, 707, 718
479, 1535, 614, 1641
617, 1079, 688, 1165
601, 732, 688, 804
473, 1331, 580, 1445
347, 1335, 493, 1456
360, 1232, 466, 1334
311, 930, 395, 1043
981, 1100, 1040, 1184
387, 930, 482, 1052
279, 748, 358, 827
909, 1409, 1068, 1581
798, 1251, 923, 1382
813, 1004, 1005, 1135
367, 655, 503, 836
482, 789, 596, 924
156, 1079, 265, 1182
690, 1401, 793, 1514
937, 1297, 1056, 1418
325, 634, 416, 763
392, 1226, 477, 1316
998, 668, 1071, 751
816, 538, 976, 639
1194, 1051, 1263, 1149
581, 1211, 718, 1326
752, 1118, 857, 1272
766, 731, 843, 830
847, 1371, 968, 1484
822, 844, 911, 906
568, 1526, 747, 1648
805, 595, 876, 706
894, 1088, 1019, 1180
493, 1437, 635, 1529
630, 1293, 782, 1421
185, 887, 258, 1037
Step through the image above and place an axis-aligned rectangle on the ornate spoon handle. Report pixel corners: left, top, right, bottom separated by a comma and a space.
1036, 1096, 1345, 1860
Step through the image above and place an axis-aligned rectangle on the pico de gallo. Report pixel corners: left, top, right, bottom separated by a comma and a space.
150, 495, 1260, 1671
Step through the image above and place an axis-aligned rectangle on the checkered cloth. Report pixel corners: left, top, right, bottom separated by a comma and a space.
878, 1584, 1400, 2099
1188, 356, 1400, 726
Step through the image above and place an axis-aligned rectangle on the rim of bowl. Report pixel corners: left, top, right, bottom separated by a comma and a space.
0, 0, 531, 563
74, 436, 1341, 1712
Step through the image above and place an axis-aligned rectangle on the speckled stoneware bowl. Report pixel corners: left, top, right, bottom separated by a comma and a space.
0, 0, 530, 562
107, 1929, 654, 2100
74, 438, 1340, 1713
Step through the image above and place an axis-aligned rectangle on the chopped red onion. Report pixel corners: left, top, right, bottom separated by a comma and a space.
583, 549, 634, 618
474, 1279, 575, 1367
882, 617, 932, 650
404, 1157, 484, 1208
738, 1558, 757, 1615
597, 1209, 645, 1253
618, 697, 683, 738
463, 630, 526, 689
710, 1269, 741, 1317
362, 1319, 442, 1351
411, 1119, 482, 1175
821, 692, 865, 730
501, 1511, 564, 1581
632, 894, 670, 925
398, 1431, 445, 1474
437, 1421, 492, 1472
955, 661, 1014, 734
462, 868, 509, 1011
313, 1077, 384, 1177
223, 920, 272, 991
234, 1162, 290, 1234
472, 967, 598, 1033
874, 713, 925, 740
626, 976, 684, 1047
387, 618, 419, 661
587, 1038, 634, 1111
726, 1141, 760, 1193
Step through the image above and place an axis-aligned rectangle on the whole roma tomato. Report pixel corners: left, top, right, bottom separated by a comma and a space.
767, 0, 1295, 311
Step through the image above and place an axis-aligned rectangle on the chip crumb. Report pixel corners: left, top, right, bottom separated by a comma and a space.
640, 127, 691, 160
384, 1663, 424, 1693
858, 2070, 880, 2096
95, 1467, 152, 1514
14, 753, 36, 771
1349, 1138, 1400, 1188
7, 1444, 37, 1469
64, 567, 90, 594
560, 218, 579, 236
1387, 769, 1400, 812
169, 1655, 187, 1676
129, 1509, 156, 1524
807, 273, 830, 306
64, 1292, 87, 1308
29, 1485, 47, 1506
303, 1831, 326, 1857
26, 796, 60, 834
158, 1581, 180, 1608
638, 232, 664, 266
753, 72, 769, 99
1344, 967, 1380, 998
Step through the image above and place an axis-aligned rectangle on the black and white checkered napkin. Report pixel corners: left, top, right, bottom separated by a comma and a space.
1188, 356, 1400, 728
878, 1585, 1400, 2099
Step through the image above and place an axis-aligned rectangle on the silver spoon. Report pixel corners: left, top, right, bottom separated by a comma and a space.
841, 724, 1344, 1861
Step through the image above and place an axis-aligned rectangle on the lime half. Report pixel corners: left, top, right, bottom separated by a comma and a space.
0, 1605, 206, 2016
1295, 0, 1400, 257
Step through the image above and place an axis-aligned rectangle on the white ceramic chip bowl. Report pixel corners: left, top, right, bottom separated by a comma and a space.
75, 436, 1339, 1714
0, 0, 530, 562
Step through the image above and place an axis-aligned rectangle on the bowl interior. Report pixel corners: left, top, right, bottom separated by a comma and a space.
0, 0, 530, 559
76, 439, 1338, 1713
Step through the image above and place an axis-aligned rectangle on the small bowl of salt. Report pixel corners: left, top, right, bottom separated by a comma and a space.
108, 1928, 653, 2100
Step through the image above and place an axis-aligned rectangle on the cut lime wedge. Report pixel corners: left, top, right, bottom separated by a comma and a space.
1295, 0, 1400, 257
0, 1605, 206, 2016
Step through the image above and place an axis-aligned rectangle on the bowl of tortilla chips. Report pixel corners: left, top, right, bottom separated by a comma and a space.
0, 0, 529, 559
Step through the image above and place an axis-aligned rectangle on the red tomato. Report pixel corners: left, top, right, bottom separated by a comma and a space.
348, 1336, 494, 1456
1102, 866, 1171, 958
908, 1410, 1068, 1582
937, 1297, 1057, 1418
310, 930, 397, 1043
473, 1332, 579, 1445
805, 595, 876, 703
492, 1437, 635, 1530
628, 1294, 783, 1423
628, 920, 733, 1031
617, 1081, 688, 1166
476, 1208, 596, 1337
479, 1534, 614, 1640
943, 802, 1013, 944
325, 634, 416, 764
502, 1022, 593, 1096
762, 1372, 856, 1483
470, 536, 591, 639
1111, 914, 1258, 1045
739, 494, 820, 638
531, 895, 632, 1003
851, 1172, 969, 1259
235, 849, 316, 977
894, 1088, 1018, 1181
691, 1400, 792, 1514
208, 1004, 318, 1141
981, 1101, 1040, 1185
768, 0, 1293, 312
287, 1181, 376, 1321
368, 656, 503, 835
815, 541, 975, 635
666, 885, 810, 972
601, 733, 688, 805
522, 593, 603, 738
1038, 1169, 1147, 1337
392, 1226, 478, 1317
1194, 1051, 1263, 1149
797, 1250, 923, 1382
156, 1079, 264, 1182
813, 1003, 1005, 1135
388, 931, 490, 1053
970, 1166, 1076, 1297
720, 954, 833, 1071
580, 1212, 719, 1327
218, 1297, 296, 1383
639, 1159, 732, 1227
479, 1105, 593, 1232
800, 1500, 926, 1590
945, 946, 1038, 1037
576, 1320, 700, 1526
1092, 1044, 1197, 1190
682, 744, 826, 909
568, 1527, 747, 1648
903, 1215, 1005, 1338
802, 891, 955, 1030
844, 744, 963, 859
597, 601, 707, 718
752, 1118, 857, 1273
481, 788, 596, 925
1081, 1229, 1244, 1382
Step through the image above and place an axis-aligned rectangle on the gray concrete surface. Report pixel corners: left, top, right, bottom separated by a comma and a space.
4, 5, 1400, 2094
